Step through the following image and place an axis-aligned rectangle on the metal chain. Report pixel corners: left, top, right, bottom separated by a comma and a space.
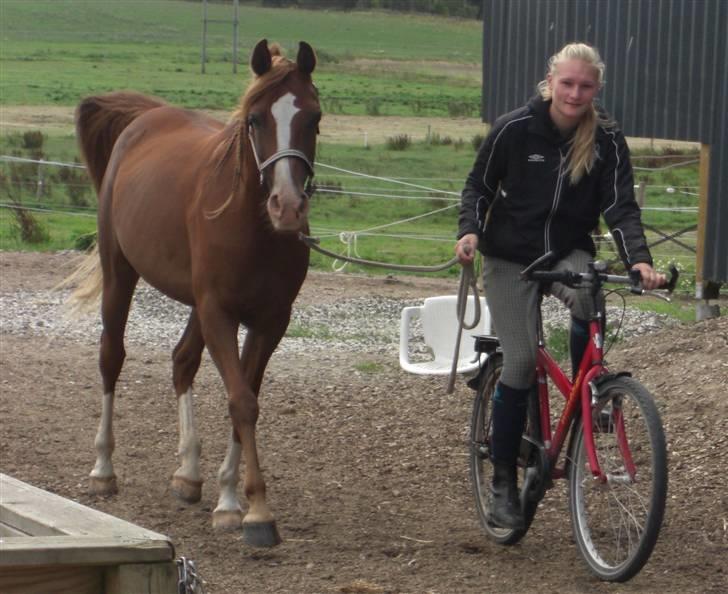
177, 557, 206, 594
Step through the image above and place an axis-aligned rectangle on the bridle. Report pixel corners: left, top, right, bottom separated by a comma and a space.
248, 125, 315, 197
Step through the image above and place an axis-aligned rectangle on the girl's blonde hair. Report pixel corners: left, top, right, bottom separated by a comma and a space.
537, 42, 612, 185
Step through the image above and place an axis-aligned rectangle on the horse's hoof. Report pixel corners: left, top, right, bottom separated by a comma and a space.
242, 520, 282, 548
171, 476, 203, 503
212, 509, 243, 531
88, 475, 118, 496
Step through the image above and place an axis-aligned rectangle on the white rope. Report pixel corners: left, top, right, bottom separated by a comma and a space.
0, 155, 85, 169
633, 159, 699, 171
316, 188, 458, 202
315, 162, 460, 196
0, 202, 96, 217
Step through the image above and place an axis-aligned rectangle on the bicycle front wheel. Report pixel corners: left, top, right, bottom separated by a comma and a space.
567, 376, 667, 582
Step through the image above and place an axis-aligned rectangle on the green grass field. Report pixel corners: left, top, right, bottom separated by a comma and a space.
1, 1, 701, 292
1, 1, 482, 116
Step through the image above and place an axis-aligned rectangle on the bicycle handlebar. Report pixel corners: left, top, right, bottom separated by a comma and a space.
520, 251, 679, 295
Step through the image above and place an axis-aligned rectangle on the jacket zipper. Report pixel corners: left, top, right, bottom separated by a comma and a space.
544, 150, 566, 254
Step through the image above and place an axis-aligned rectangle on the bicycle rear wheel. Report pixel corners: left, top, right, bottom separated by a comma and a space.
469, 356, 541, 545
567, 376, 667, 581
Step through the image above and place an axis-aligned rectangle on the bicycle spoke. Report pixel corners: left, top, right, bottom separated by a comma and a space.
568, 378, 666, 581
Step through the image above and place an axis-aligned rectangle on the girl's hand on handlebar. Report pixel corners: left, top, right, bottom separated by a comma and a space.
631, 262, 666, 290
455, 234, 478, 265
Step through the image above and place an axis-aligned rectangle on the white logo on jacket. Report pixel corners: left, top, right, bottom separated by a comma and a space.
528, 154, 545, 162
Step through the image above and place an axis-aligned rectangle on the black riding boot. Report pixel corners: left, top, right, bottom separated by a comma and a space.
489, 382, 528, 530
490, 462, 525, 530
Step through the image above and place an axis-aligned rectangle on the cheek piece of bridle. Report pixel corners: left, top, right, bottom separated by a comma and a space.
248, 125, 316, 198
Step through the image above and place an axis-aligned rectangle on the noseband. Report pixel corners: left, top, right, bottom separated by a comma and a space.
248, 126, 315, 196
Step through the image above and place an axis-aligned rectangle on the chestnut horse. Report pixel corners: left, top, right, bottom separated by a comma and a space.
70, 40, 320, 547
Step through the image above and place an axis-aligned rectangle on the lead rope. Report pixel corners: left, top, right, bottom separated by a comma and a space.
299, 233, 459, 273
300, 234, 481, 393
446, 261, 480, 394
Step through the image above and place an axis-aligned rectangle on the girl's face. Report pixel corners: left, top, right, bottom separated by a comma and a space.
547, 58, 600, 133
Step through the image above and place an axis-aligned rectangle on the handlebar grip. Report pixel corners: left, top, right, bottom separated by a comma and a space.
628, 268, 643, 294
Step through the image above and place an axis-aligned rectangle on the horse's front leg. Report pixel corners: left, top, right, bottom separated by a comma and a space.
224, 325, 287, 546
199, 305, 285, 547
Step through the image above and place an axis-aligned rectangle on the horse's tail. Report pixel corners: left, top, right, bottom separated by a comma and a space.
55, 244, 103, 315
76, 92, 166, 192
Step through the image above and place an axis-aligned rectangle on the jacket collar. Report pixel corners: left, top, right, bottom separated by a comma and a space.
527, 95, 572, 145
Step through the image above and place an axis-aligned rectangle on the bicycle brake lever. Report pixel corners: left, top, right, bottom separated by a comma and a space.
520, 250, 556, 279
664, 264, 679, 294
647, 290, 672, 302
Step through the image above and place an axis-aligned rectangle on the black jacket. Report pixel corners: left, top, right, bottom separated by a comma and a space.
458, 96, 652, 268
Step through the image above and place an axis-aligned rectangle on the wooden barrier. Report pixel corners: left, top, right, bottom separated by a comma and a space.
0, 473, 177, 594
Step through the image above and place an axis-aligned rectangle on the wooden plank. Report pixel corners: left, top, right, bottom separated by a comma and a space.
0, 521, 31, 537
105, 561, 179, 594
0, 535, 173, 566
0, 473, 169, 541
0, 565, 103, 594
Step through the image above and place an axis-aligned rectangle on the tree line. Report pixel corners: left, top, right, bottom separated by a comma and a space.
252, 0, 483, 19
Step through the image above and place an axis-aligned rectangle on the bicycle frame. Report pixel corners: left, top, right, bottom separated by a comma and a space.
535, 313, 627, 483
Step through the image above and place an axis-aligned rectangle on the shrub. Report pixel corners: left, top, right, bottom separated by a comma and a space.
9, 200, 49, 244
386, 134, 411, 151
22, 130, 45, 150
428, 132, 453, 146
365, 98, 381, 116
74, 231, 97, 251
471, 133, 485, 151
56, 161, 92, 207
447, 101, 475, 117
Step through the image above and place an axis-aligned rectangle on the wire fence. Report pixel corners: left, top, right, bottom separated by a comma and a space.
1, 153, 701, 284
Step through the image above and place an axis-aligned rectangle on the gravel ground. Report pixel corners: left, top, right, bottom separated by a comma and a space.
0, 260, 676, 356
2, 251, 725, 594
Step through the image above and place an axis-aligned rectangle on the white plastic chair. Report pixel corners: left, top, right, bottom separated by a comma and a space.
399, 295, 491, 375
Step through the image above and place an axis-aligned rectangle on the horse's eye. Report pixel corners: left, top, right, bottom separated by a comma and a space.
247, 114, 261, 128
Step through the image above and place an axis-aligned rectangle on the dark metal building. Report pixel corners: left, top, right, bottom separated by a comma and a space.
480, 0, 727, 290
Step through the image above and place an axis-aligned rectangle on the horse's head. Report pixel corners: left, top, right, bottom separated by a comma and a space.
246, 39, 320, 233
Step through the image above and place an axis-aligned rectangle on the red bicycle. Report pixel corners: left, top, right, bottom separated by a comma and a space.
469, 254, 677, 582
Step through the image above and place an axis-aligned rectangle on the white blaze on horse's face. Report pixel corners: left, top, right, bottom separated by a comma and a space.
267, 91, 309, 232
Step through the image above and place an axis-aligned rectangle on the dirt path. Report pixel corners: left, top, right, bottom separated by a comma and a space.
0, 105, 486, 145
0, 251, 726, 593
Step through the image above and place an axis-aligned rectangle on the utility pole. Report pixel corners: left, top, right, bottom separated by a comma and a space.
201, 0, 239, 75
201, 0, 208, 74
232, 0, 239, 74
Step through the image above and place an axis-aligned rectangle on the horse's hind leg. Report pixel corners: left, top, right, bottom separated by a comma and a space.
171, 309, 205, 503
89, 257, 139, 495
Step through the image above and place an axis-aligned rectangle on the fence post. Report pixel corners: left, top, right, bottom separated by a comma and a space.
695, 142, 720, 320
35, 160, 44, 200
636, 180, 646, 207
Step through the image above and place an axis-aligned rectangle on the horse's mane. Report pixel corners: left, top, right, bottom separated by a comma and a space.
207, 45, 298, 218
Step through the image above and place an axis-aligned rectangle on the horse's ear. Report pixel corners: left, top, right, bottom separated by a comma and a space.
251, 39, 272, 76
297, 41, 316, 75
